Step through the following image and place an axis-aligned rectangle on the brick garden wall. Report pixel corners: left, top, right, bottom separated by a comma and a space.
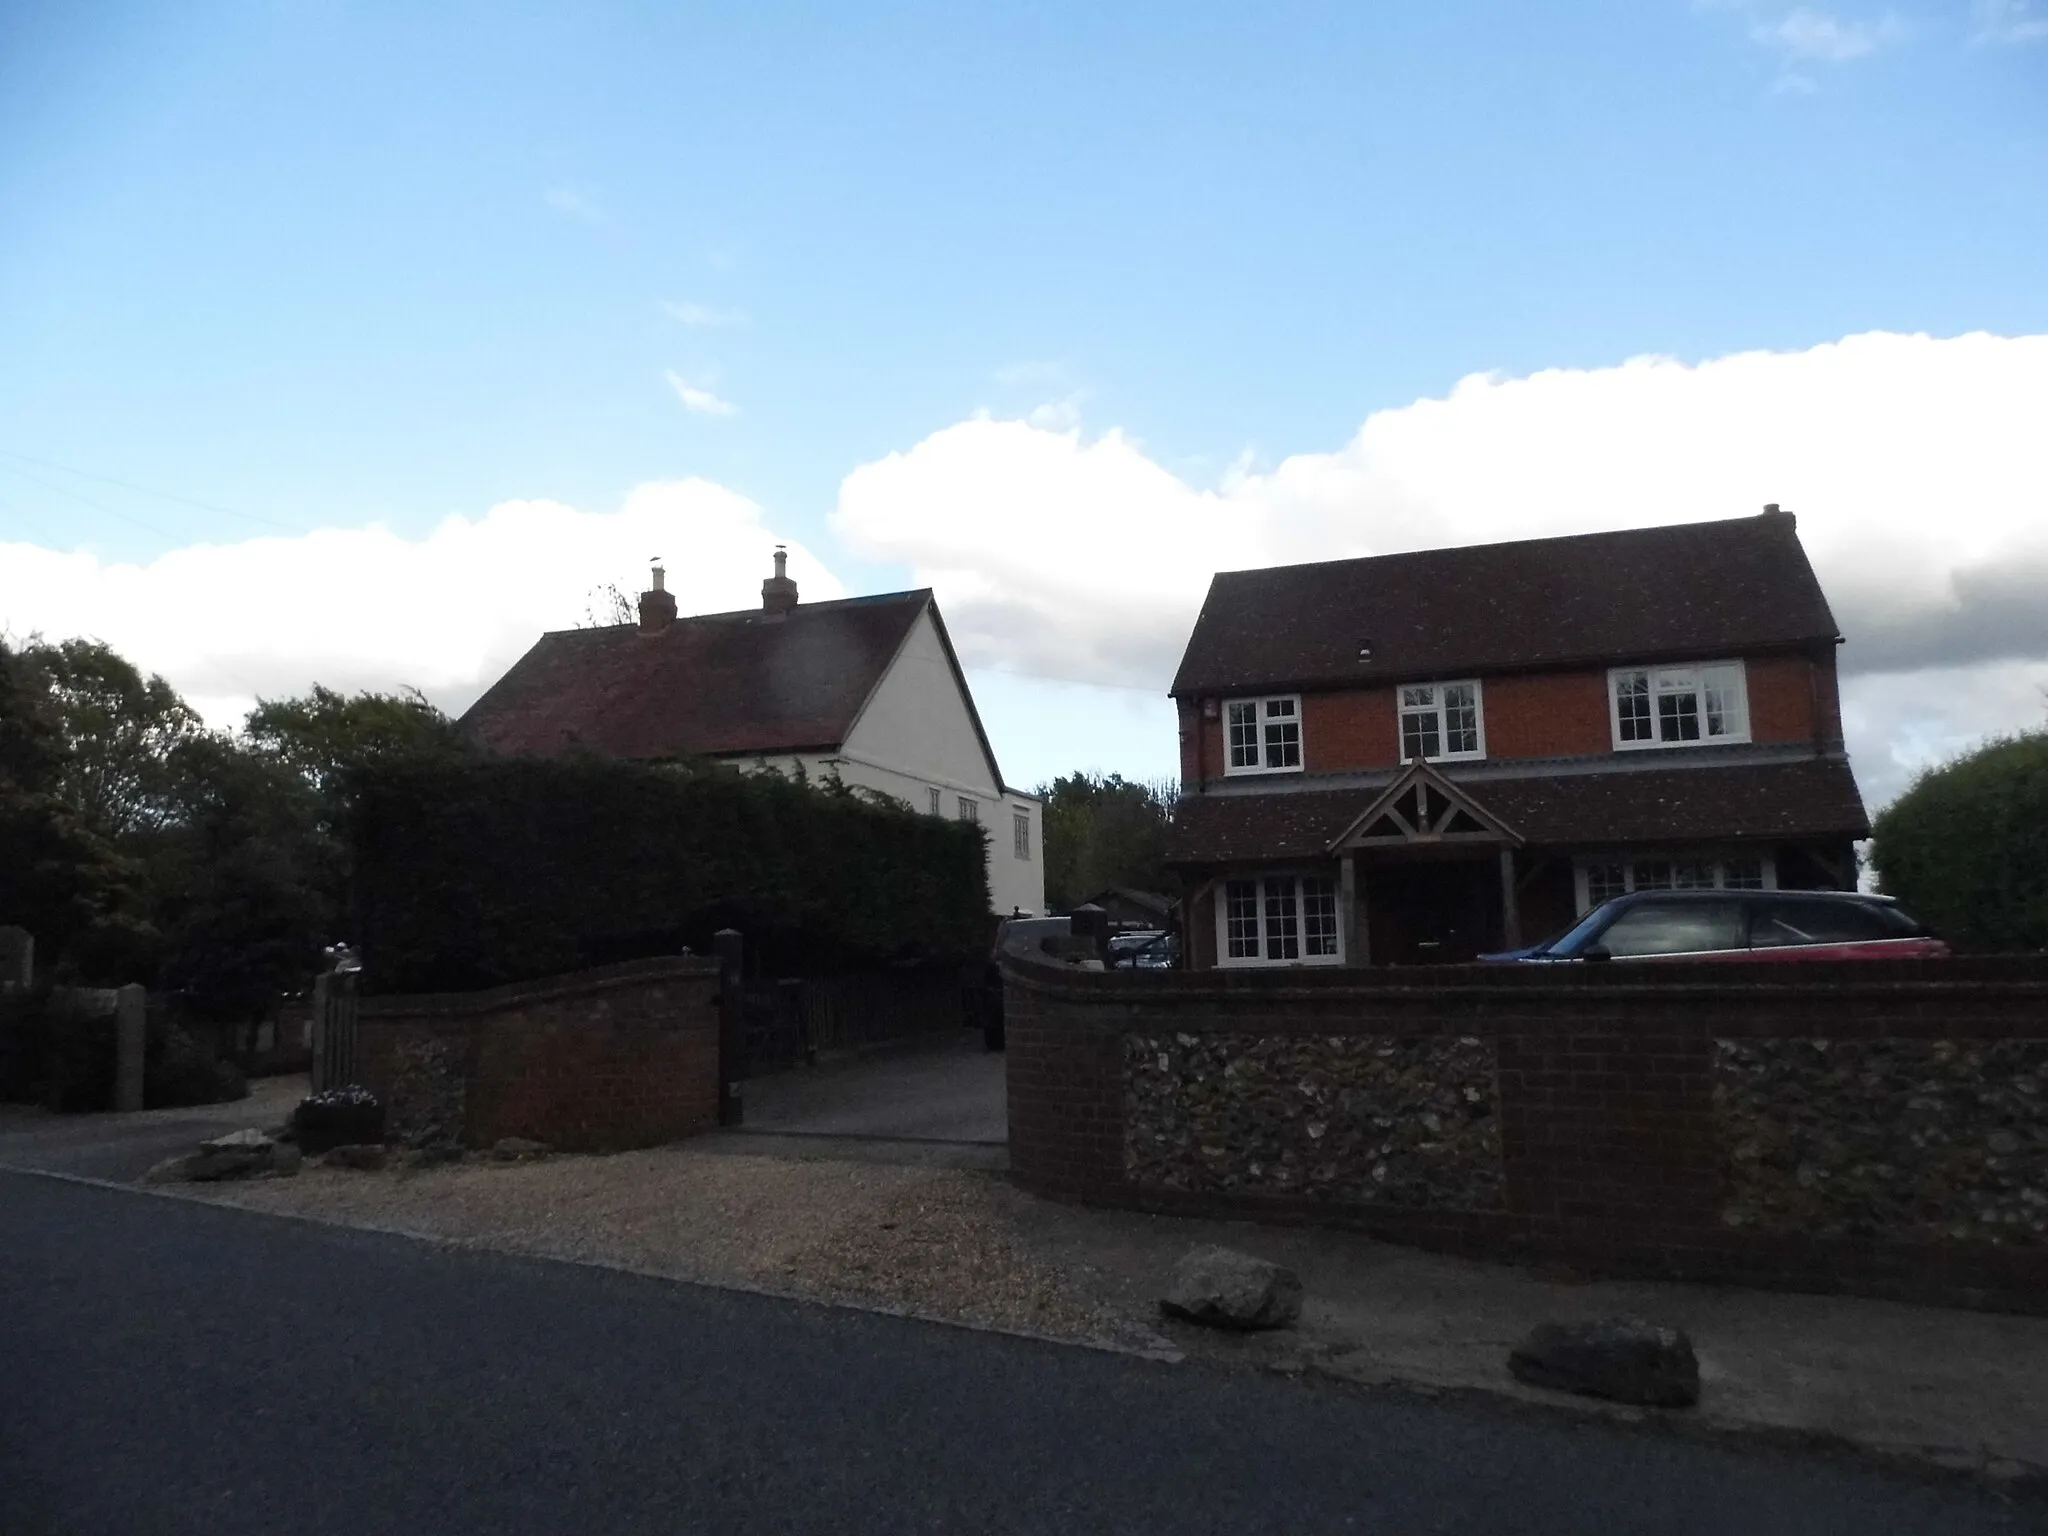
356, 957, 722, 1152
1003, 955, 2048, 1313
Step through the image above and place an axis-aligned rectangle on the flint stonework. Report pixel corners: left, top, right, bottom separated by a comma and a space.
1716, 1038, 2048, 1244
1124, 1033, 1504, 1209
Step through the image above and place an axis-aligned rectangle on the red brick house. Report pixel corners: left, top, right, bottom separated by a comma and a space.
1166, 508, 1869, 968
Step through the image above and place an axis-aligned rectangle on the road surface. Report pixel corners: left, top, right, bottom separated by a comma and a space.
0, 1172, 2035, 1535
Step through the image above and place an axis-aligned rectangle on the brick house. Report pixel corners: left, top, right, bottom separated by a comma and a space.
1166, 508, 1868, 968
460, 553, 1045, 916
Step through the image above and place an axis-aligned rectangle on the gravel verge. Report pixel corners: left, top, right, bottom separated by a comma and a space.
192, 1145, 1144, 1348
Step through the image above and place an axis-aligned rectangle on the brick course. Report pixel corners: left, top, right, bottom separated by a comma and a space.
1004, 955, 2048, 1313
1178, 650, 1835, 784
356, 957, 722, 1152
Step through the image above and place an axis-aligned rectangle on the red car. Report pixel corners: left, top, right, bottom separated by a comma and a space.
1482, 888, 1949, 964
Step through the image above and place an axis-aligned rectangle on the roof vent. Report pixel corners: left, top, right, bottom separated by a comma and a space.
638, 557, 677, 632
762, 545, 799, 616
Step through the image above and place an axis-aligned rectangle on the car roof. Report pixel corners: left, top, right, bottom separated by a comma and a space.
1612, 888, 1893, 905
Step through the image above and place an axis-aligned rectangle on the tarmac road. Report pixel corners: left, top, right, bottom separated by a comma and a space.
1, 1171, 2038, 1536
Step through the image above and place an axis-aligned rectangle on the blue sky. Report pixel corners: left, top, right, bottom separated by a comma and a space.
3, 1, 2045, 796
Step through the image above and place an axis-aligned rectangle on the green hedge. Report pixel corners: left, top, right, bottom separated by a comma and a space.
0, 987, 247, 1111
347, 758, 992, 993
1870, 730, 2048, 955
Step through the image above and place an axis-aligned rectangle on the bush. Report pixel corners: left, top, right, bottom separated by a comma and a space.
0, 988, 246, 1111
1870, 730, 2048, 954
347, 757, 992, 992
292, 1084, 385, 1153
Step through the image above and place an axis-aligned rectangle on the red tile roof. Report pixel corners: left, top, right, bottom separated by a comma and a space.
1166, 758, 1869, 864
461, 593, 930, 760
1171, 512, 1838, 696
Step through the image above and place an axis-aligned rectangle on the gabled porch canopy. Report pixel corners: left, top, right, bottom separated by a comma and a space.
1326, 758, 1524, 854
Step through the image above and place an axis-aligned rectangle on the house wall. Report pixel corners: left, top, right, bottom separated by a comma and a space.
1003, 953, 2048, 1314
356, 957, 722, 1152
731, 607, 1046, 916
1179, 650, 1839, 784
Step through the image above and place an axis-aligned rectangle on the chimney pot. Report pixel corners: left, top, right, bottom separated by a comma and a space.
638, 560, 677, 631
762, 544, 799, 615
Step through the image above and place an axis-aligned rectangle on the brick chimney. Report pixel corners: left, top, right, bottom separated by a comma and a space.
762, 545, 798, 616
1762, 502, 1795, 527
638, 562, 677, 631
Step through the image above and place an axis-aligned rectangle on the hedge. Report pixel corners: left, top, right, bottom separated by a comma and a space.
347, 758, 992, 993
0, 986, 247, 1111
1870, 729, 2048, 955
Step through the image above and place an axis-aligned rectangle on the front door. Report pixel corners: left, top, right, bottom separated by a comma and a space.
1369, 859, 1501, 965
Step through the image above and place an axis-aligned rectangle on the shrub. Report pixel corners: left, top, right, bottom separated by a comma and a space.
0, 988, 246, 1111
347, 757, 992, 992
1870, 730, 2048, 954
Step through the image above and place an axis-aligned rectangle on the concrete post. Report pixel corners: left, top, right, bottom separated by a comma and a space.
714, 929, 744, 1127
310, 972, 330, 1093
114, 984, 147, 1112
0, 926, 31, 989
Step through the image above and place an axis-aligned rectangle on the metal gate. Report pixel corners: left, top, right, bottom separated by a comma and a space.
311, 969, 360, 1092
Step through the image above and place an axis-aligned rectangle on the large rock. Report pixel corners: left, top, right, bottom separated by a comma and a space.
1159, 1246, 1303, 1331
186, 1148, 270, 1182
323, 1143, 388, 1172
1508, 1317, 1700, 1408
268, 1142, 303, 1177
490, 1137, 550, 1161
200, 1128, 273, 1155
141, 1153, 198, 1184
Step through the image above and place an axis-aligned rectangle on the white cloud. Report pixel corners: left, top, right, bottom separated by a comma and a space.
662, 301, 749, 328
664, 370, 738, 417
543, 185, 604, 224
831, 331, 2048, 809
1974, 0, 2048, 42
1749, 7, 1906, 60
0, 483, 841, 731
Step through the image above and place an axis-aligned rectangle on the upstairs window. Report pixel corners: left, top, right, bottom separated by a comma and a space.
927, 787, 941, 815
1610, 663, 1748, 750
1224, 696, 1303, 774
1398, 680, 1484, 762
957, 795, 978, 824
1013, 812, 1031, 861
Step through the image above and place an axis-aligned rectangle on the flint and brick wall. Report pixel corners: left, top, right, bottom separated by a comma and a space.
1004, 955, 2048, 1313
357, 957, 722, 1152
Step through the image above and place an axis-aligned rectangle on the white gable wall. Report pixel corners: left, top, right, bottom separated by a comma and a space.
837, 607, 1044, 916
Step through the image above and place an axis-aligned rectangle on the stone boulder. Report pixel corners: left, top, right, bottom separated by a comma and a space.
269, 1142, 303, 1177
490, 1137, 550, 1161
1508, 1317, 1700, 1408
323, 1143, 388, 1172
404, 1144, 465, 1169
186, 1147, 271, 1182
1159, 1246, 1303, 1331
200, 1128, 273, 1155
141, 1153, 199, 1184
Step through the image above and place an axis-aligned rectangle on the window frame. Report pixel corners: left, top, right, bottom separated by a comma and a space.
1573, 853, 1777, 915
1013, 810, 1031, 862
1395, 678, 1486, 763
927, 787, 942, 816
1214, 871, 1346, 968
1608, 661, 1751, 751
1221, 694, 1306, 776
956, 795, 978, 824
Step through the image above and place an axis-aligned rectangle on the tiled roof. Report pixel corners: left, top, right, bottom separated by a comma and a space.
1170, 512, 1839, 696
1165, 757, 1869, 864
460, 593, 929, 759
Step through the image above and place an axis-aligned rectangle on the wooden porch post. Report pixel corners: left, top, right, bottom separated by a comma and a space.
1497, 846, 1521, 949
1341, 854, 1369, 966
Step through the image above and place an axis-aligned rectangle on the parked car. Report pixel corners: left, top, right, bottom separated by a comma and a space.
1480, 889, 1948, 964
1107, 929, 1180, 970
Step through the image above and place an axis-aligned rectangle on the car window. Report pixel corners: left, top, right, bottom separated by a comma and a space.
1750, 898, 1913, 947
1595, 900, 1745, 957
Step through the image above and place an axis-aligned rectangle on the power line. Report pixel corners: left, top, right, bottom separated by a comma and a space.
967, 662, 1168, 696
0, 462, 185, 541
0, 492, 63, 547
0, 449, 294, 532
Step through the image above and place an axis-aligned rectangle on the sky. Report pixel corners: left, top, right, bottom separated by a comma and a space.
2, 0, 2045, 807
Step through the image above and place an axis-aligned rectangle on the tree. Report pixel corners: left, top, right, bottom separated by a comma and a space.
13, 637, 206, 840
1036, 773, 1179, 912
1870, 729, 2048, 954
578, 583, 635, 628
0, 638, 154, 979
244, 684, 467, 802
